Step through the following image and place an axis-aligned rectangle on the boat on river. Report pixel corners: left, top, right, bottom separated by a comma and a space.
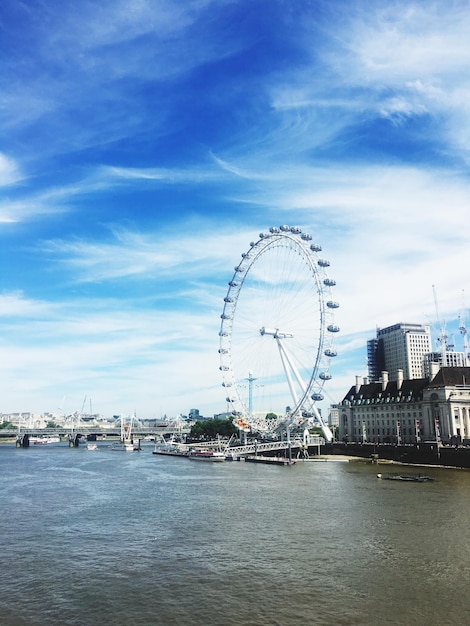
111, 440, 136, 452
377, 473, 434, 482
188, 450, 226, 462
31, 436, 60, 445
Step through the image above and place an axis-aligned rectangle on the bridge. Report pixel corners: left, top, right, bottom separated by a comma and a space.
1, 426, 189, 438
3, 426, 189, 447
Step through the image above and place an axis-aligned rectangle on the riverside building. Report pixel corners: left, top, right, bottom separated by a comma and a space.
339, 366, 470, 445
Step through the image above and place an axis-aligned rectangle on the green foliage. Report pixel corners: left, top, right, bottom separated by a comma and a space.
189, 418, 237, 440
46, 421, 58, 428
0, 421, 12, 430
265, 412, 277, 420
309, 426, 324, 436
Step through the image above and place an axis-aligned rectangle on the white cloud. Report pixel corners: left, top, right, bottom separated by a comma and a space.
0, 153, 22, 187
0, 178, 105, 224
0, 291, 57, 318
0, 285, 225, 416
378, 95, 428, 124
1, 0, 241, 139
266, 2, 470, 159
199, 155, 470, 336
101, 163, 223, 184
344, 3, 470, 82
40, 219, 249, 283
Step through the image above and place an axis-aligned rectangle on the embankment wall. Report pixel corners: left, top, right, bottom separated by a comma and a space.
323, 442, 470, 469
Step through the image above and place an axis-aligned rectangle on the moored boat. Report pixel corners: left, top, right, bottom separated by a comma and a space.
111, 440, 136, 452
377, 473, 434, 482
31, 436, 60, 445
188, 450, 226, 462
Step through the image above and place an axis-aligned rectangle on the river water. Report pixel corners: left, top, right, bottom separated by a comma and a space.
1, 443, 469, 626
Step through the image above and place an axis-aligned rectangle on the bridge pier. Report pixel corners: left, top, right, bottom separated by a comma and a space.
68, 434, 81, 447
16, 434, 30, 448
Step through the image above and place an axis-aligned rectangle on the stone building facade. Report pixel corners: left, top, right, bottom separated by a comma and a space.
339, 367, 470, 445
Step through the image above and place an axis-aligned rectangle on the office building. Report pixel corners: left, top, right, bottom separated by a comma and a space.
367, 323, 432, 382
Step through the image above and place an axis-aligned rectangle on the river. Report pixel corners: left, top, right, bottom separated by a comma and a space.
1, 443, 469, 625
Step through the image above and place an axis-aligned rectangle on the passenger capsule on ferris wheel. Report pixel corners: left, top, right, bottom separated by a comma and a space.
327, 300, 340, 309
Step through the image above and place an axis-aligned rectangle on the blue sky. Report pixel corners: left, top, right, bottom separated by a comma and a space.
1, 0, 470, 419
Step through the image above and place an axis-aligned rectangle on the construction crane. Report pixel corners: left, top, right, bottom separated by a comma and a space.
432, 285, 448, 364
458, 289, 469, 365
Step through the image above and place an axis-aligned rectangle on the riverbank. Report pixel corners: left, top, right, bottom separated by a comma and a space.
323, 442, 470, 469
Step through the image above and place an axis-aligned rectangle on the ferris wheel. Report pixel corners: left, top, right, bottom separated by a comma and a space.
218, 225, 339, 441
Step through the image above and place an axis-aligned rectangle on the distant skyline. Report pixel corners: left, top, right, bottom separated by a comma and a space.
1, 0, 470, 418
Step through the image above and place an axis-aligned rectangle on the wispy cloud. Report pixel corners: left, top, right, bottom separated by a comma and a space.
1, 0, 242, 149
39, 219, 253, 284
265, 2, 470, 162
0, 284, 224, 415
0, 291, 57, 318
101, 163, 224, 184
0, 174, 114, 224
0, 153, 22, 187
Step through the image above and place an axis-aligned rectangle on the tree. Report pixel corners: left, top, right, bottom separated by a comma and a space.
265, 412, 277, 420
309, 426, 324, 437
189, 418, 237, 441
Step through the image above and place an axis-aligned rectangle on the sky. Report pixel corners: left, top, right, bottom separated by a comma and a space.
1, 0, 470, 420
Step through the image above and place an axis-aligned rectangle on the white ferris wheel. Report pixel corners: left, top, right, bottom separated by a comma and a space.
218, 225, 339, 441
